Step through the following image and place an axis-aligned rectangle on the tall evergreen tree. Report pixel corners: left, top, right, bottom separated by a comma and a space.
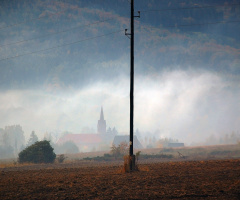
27, 131, 38, 146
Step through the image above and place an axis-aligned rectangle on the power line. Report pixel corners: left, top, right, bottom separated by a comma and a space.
140, 3, 240, 13
0, 18, 116, 48
2, 20, 239, 62
140, 20, 240, 30
0, 8, 67, 31
168, 20, 240, 28
0, 29, 124, 62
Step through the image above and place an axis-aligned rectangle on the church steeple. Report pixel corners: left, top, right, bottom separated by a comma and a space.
97, 107, 106, 134
100, 106, 104, 121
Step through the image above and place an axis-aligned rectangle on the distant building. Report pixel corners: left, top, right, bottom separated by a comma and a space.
97, 107, 106, 134
56, 107, 116, 152
57, 133, 104, 152
56, 107, 145, 152
112, 135, 143, 149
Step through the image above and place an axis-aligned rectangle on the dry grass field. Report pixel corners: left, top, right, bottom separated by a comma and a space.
0, 158, 240, 199
64, 144, 240, 161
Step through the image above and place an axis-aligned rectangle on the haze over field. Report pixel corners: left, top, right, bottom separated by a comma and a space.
0, 0, 240, 145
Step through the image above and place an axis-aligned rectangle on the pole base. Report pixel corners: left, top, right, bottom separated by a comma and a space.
129, 155, 136, 171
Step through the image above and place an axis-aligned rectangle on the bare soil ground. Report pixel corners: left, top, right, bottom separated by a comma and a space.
0, 159, 240, 199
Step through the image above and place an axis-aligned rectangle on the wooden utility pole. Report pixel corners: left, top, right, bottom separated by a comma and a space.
125, 0, 140, 171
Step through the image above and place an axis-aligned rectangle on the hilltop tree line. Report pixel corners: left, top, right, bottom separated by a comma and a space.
0, 125, 25, 159
0, 0, 239, 91
1, 124, 239, 161
135, 129, 240, 148
0, 125, 79, 159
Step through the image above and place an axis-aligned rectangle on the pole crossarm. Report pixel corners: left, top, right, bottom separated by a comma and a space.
134, 11, 141, 18
125, 11, 140, 39
125, 29, 131, 39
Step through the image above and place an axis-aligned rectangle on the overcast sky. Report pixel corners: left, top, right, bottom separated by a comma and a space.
0, 0, 239, 144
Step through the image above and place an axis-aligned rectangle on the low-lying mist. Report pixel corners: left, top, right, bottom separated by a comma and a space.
0, 69, 239, 145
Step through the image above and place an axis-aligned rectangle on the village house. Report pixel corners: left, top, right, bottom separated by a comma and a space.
57, 107, 143, 152
57, 107, 117, 152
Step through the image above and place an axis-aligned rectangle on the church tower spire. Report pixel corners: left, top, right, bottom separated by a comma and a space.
97, 107, 106, 134
100, 106, 104, 121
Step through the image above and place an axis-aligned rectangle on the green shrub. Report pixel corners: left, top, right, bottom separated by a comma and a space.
136, 151, 141, 161
83, 157, 91, 161
161, 148, 174, 153
103, 153, 111, 158
140, 154, 174, 159
18, 140, 56, 163
111, 142, 129, 158
57, 154, 67, 163
209, 150, 232, 156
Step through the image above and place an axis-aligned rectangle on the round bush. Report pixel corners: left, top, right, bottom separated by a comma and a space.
18, 140, 56, 163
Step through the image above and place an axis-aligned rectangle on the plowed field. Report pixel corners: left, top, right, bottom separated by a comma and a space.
1, 159, 240, 199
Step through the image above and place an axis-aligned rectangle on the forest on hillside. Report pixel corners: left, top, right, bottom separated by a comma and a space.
0, 0, 239, 90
